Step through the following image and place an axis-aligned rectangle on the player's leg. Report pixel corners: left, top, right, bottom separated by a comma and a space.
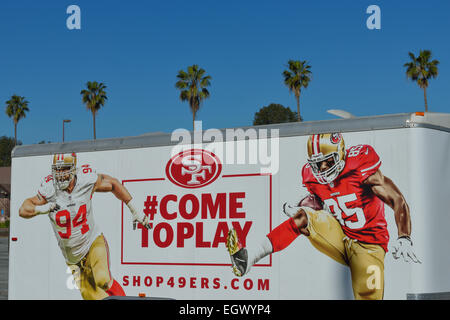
227, 208, 309, 276
81, 271, 109, 300
68, 259, 104, 300
227, 207, 349, 277
304, 209, 348, 266
68, 263, 87, 300
346, 241, 385, 300
86, 234, 126, 298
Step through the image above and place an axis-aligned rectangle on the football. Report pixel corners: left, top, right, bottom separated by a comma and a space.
298, 194, 323, 211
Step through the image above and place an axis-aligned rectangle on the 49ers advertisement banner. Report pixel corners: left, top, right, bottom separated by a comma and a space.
9, 127, 450, 299
122, 148, 271, 266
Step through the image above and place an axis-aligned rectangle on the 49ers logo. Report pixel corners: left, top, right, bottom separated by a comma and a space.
330, 133, 342, 144
165, 149, 222, 189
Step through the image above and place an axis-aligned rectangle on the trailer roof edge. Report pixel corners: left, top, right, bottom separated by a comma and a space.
11, 112, 450, 158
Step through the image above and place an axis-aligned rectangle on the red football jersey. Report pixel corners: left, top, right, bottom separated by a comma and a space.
302, 144, 389, 252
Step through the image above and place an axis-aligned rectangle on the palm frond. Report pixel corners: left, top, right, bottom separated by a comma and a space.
404, 50, 439, 88
175, 64, 212, 119
5, 94, 30, 124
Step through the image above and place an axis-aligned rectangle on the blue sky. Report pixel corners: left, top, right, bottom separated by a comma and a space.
0, 0, 449, 145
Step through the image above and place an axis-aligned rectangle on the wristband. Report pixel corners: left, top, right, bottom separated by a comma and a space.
126, 199, 138, 218
35, 204, 50, 215
398, 235, 412, 245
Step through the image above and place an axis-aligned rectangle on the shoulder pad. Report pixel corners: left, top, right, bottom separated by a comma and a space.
346, 144, 381, 179
301, 163, 316, 184
77, 165, 98, 186
38, 175, 56, 200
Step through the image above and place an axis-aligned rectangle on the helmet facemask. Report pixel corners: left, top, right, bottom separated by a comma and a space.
307, 133, 346, 185
52, 165, 76, 190
308, 152, 345, 185
51, 153, 77, 190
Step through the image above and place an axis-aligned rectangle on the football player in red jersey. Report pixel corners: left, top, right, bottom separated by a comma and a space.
226, 133, 420, 300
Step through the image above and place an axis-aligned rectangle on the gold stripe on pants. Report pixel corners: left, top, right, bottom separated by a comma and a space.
303, 208, 385, 300
68, 234, 112, 300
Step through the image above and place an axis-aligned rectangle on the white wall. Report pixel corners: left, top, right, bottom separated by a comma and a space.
8, 127, 450, 299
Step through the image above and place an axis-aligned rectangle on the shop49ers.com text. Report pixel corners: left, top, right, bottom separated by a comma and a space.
122, 275, 270, 291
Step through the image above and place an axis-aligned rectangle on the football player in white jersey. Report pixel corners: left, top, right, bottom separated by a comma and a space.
19, 152, 151, 300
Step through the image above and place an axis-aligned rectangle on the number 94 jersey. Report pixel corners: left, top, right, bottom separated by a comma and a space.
38, 165, 101, 264
302, 144, 389, 252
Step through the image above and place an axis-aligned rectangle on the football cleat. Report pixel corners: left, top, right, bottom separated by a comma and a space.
226, 229, 249, 277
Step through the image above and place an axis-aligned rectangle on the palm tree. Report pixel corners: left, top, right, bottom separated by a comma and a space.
80, 81, 107, 140
404, 50, 439, 112
175, 65, 212, 131
283, 60, 312, 122
5, 94, 29, 145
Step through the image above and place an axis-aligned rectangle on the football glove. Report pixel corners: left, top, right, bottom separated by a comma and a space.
35, 202, 60, 215
127, 199, 152, 230
392, 236, 421, 263
282, 202, 302, 218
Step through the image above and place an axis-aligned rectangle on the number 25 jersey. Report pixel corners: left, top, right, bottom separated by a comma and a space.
38, 165, 101, 264
302, 144, 390, 252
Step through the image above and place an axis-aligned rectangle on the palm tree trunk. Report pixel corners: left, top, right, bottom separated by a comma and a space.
93, 112, 96, 140
296, 91, 301, 122
192, 102, 199, 131
14, 122, 17, 146
423, 87, 428, 112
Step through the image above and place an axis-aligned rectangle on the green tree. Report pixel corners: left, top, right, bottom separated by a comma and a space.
404, 50, 439, 112
282, 60, 312, 122
175, 65, 212, 131
0, 136, 21, 166
80, 81, 108, 140
5, 95, 29, 145
253, 103, 298, 125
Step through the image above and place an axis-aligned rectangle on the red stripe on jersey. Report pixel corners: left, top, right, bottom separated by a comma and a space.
38, 191, 47, 201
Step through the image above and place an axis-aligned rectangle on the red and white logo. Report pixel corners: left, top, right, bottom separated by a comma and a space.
165, 149, 222, 189
330, 133, 342, 144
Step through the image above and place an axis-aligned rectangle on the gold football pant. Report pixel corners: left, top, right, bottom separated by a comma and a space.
304, 208, 386, 300
68, 234, 113, 300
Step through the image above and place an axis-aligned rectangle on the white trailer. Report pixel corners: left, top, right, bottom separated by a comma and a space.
8, 112, 450, 300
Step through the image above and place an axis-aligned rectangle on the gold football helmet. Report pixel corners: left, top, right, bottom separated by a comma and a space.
307, 133, 346, 184
52, 153, 77, 190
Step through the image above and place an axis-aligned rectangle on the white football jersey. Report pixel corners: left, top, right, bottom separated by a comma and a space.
38, 164, 101, 264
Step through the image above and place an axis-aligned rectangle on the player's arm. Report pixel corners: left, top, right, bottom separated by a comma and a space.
93, 173, 151, 229
363, 169, 411, 238
364, 169, 420, 263
93, 173, 132, 203
19, 194, 57, 219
